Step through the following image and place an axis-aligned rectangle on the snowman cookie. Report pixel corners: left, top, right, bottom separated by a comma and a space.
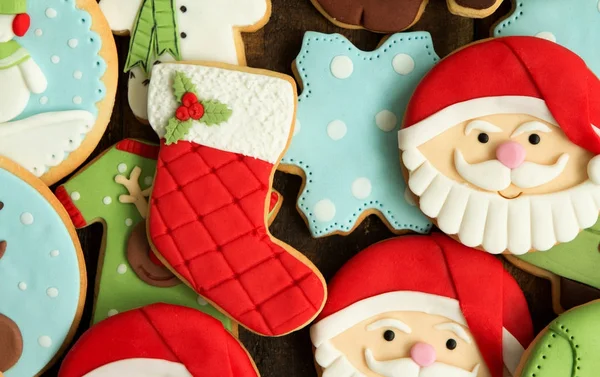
0, 0, 117, 185
98, 0, 271, 122
0, 157, 86, 377
59, 304, 260, 377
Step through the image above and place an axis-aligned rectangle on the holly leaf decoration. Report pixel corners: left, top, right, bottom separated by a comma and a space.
173, 71, 197, 102
200, 100, 233, 126
164, 118, 193, 145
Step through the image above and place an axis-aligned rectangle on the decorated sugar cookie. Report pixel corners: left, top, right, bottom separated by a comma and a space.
311, 234, 533, 377
494, 0, 600, 77
279, 32, 433, 238
59, 304, 260, 377
0, 0, 117, 185
98, 0, 270, 121
0, 157, 86, 377
146, 62, 327, 337
399, 36, 600, 255
516, 300, 600, 377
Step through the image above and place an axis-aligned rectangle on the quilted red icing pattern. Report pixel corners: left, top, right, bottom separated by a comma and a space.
149, 141, 325, 336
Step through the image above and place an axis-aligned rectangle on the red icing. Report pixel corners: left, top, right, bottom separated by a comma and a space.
12, 14, 30, 37
115, 139, 160, 159
148, 249, 165, 267
55, 185, 87, 228
317, 234, 534, 377
403, 36, 600, 155
182, 92, 198, 108
175, 106, 190, 121
148, 141, 325, 336
58, 304, 258, 377
269, 191, 279, 213
189, 102, 205, 120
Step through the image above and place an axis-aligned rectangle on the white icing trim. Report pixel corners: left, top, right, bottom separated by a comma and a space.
510, 121, 552, 138
434, 322, 472, 344
398, 96, 558, 150
82, 358, 193, 377
465, 120, 502, 136
366, 319, 412, 334
502, 329, 525, 376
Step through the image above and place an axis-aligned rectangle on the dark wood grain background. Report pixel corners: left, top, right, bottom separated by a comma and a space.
44, 0, 565, 375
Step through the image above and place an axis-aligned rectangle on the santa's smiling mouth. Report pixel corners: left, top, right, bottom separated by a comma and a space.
498, 191, 523, 200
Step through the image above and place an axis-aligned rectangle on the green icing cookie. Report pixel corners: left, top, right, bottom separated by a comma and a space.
519, 300, 600, 377
55, 139, 232, 329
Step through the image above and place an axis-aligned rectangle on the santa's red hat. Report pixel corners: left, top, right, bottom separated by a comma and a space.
399, 36, 600, 156
310, 234, 533, 377
59, 304, 258, 377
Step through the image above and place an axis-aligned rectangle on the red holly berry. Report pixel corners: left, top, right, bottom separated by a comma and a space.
181, 92, 198, 108
189, 102, 205, 120
175, 106, 190, 121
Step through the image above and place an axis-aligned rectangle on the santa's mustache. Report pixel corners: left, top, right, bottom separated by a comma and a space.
454, 150, 569, 191
365, 349, 480, 377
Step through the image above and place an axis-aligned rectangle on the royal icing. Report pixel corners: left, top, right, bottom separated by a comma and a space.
99, 0, 270, 120
280, 32, 433, 237
147, 63, 327, 337
494, 0, 600, 77
0, 160, 85, 377
55, 139, 232, 328
0, 0, 113, 182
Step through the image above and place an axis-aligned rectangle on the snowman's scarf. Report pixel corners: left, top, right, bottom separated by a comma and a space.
124, 0, 181, 74
0, 41, 30, 70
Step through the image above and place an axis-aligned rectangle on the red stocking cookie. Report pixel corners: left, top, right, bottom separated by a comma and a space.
311, 234, 533, 377
146, 62, 327, 337
59, 303, 259, 377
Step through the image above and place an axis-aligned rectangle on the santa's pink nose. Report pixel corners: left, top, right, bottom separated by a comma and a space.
496, 141, 526, 169
410, 342, 436, 367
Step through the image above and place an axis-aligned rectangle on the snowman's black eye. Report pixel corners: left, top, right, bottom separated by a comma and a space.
529, 134, 541, 145
446, 338, 458, 350
478, 133, 489, 144
383, 330, 395, 342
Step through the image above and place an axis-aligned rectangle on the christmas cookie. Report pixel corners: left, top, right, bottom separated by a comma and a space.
98, 0, 270, 122
0, 0, 117, 185
0, 157, 86, 377
311, 234, 533, 377
59, 303, 260, 377
399, 36, 600, 255
447, 0, 504, 18
55, 139, 238, 329
516, 300, 600, 377
146, 62, 327, 336
279, 32, 434, 238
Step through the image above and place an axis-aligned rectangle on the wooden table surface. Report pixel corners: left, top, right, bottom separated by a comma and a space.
44, 0, 566, 375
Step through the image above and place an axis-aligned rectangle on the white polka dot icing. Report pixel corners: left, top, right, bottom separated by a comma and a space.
535, 31, 557, 43
70, 191, 81, 201
294, 118, 301, 136
117, 163, 127, 173
73, 71, 83, 80
51, 55, 60, 64
327, 120, 347, 140
50, 250, 60, 257
197, 296, 208, 306
314, 199, 336, 222
103, 196, 112, 205
18, 282, 27, 291
125, 218, 133, 227
144, 176, 153, 186
68, 38, 79, 48
73, 96, 82, 105
39, 96, 48, 105
38, 336, 52, 348
351, 178, 372, 199
330, 56, 354, 79
45, 8, 57, 18
117, 264, 127, 274
392, 53, 415, 75
47, 287, 59, 298
375, 110, 398, 132
107, 309, 119, 317
35, 28, 43, 36
20, 212, 34, 225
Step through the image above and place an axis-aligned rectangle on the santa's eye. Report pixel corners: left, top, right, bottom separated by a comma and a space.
446, 338, 458, 350
477, 133, 489, 144
529, 134, 541, 145
383, 330, 395, 341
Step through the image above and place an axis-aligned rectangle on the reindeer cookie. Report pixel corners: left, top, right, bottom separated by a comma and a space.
0, 0, 117, 185
98, 0, 270, 121
0, 157, 86, 377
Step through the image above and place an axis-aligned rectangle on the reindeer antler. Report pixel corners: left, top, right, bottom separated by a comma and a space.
115, 166, 152, 218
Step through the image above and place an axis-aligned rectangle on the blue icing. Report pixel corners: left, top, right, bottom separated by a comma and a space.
16, 0, 106, 120
0, 169, 82, 377
494, 0, 600, 77
281, 32, 435, 237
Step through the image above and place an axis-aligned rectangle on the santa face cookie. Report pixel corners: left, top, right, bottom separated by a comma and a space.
0, 0, 117, 185
146, 62, 327, 337
311, 234, 533, 377
516, 300, 600, 377
98, 0, 270, 121
59, 304, 260, 377
399, 36, 600, 255
0, 157, 86, 377
280, 32, 434, 238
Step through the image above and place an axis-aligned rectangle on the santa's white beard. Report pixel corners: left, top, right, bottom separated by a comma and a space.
402, 148, 600, 254
365, 349, 480, 377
